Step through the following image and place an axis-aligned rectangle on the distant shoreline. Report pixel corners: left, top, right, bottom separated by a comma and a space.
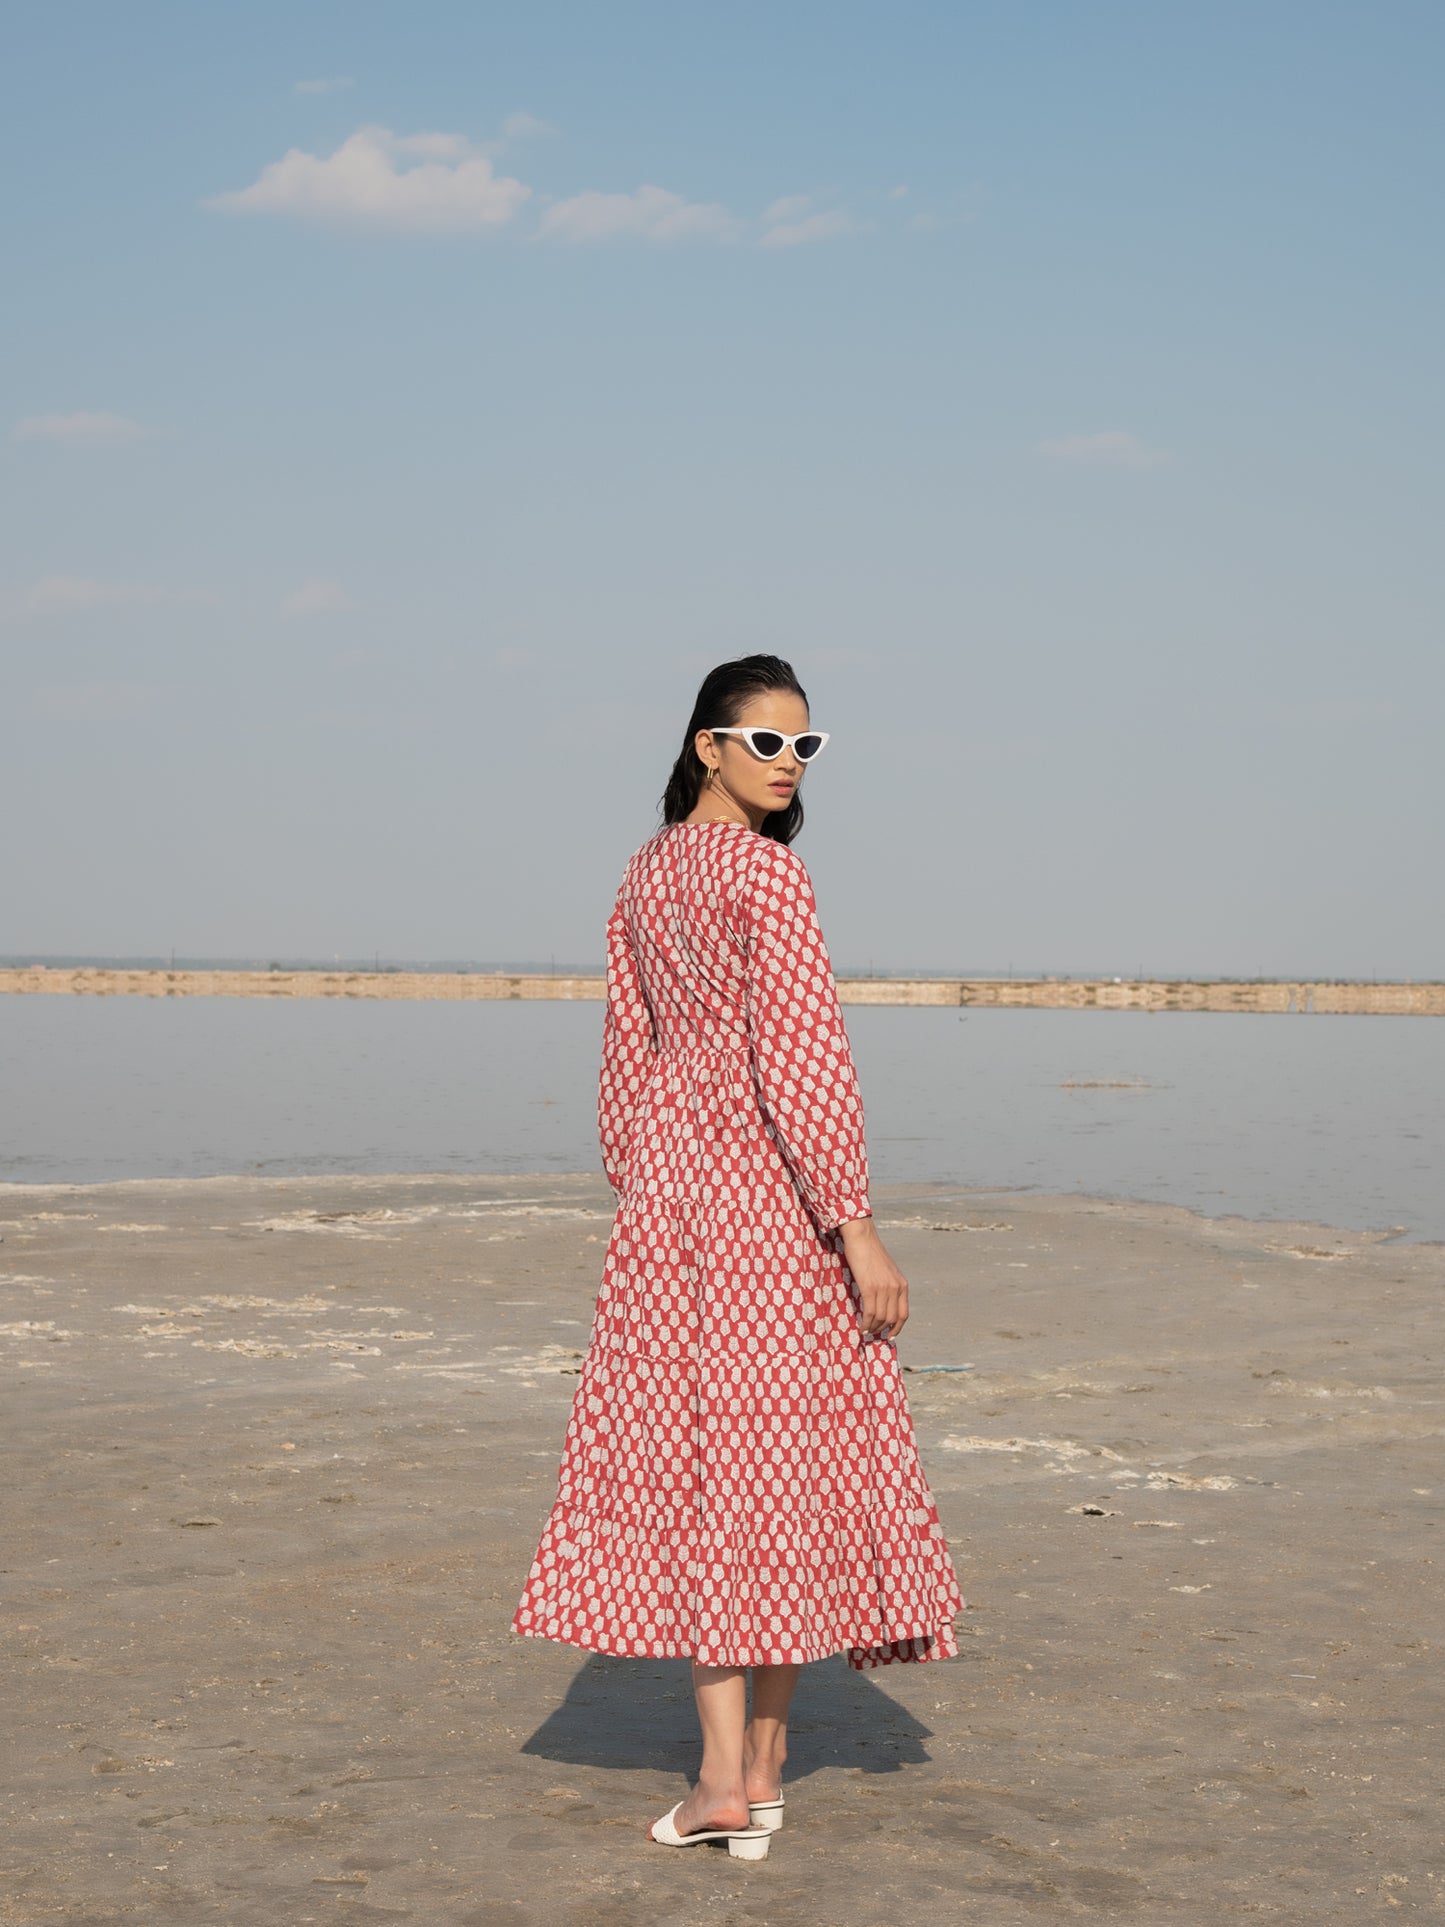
2, 965, 1440, 1015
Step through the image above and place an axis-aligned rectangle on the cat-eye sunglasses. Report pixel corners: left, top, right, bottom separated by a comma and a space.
708, 726, 830, 764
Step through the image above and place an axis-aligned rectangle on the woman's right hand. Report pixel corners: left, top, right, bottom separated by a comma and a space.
838, 1216, 909, 1340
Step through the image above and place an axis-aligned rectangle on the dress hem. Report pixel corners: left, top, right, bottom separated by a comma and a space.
510, 1615, 961, 1672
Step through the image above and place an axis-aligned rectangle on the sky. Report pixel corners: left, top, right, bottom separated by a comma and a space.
3, 1, 1441, 977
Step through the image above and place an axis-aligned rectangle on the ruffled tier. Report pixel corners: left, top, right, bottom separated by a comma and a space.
513, 1193, 965, 1669
512, 1496, 963, 1670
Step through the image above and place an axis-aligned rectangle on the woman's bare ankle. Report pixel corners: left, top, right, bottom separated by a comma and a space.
679, 1773, 749, 1832
742, 1734, 786, 1800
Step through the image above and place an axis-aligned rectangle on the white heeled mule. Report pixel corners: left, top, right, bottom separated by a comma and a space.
747, 1796, 785, 1832
650, 1800, 771, 1859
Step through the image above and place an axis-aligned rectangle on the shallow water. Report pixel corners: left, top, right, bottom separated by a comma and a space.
1, 998, 1440, 1238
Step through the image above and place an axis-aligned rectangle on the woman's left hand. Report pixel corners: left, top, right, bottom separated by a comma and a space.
838, 1216, 909, 1340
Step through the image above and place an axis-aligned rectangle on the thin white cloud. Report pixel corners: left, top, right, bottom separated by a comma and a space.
763, 195, 813, 226
14, 411, 146, 444
209, 127, 902, 251
760, 207, 857, 250
498, 111, 558, 145
390, 131, 472, 162
293, 76, 354, 96
282, 577, 357, 616
26, 576, 209, 613
539, 184, 739, 244
907, 200, 979, 233
206, 125, 530, 231
1040, 431, 1166, 469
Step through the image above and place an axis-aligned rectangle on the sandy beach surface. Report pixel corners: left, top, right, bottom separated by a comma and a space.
2, 1173, 1440, 1924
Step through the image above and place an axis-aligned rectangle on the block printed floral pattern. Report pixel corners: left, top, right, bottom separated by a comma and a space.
512, 819, 963, 1668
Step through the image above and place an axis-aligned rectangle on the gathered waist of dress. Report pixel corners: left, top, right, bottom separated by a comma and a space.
653, 1037, 750, 1061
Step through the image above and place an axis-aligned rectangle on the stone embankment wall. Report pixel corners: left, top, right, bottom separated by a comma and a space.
2, 967, 1441, 1014
0, 968, 600, 1002
837, 978, 1445, 1015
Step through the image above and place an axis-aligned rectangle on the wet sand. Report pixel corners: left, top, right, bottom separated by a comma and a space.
1, 1174, 1440, 1924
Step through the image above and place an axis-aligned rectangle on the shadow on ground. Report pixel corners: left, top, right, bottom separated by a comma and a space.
521, 1652, 935, 1780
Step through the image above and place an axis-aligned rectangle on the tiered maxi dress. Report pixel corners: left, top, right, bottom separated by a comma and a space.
512, 818, 963, 1669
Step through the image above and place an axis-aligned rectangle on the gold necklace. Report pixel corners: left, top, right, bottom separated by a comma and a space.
705, 766, 753, 830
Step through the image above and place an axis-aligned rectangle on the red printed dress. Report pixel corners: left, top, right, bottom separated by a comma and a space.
512, 819, 963, 1669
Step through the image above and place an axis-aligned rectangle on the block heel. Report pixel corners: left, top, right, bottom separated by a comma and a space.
728, 1831, 771, 1859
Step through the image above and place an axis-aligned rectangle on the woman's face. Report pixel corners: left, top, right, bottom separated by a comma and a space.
696, 689, 813, 822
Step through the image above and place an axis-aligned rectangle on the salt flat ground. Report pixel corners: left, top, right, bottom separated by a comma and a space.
1, 1174, 1440, 1925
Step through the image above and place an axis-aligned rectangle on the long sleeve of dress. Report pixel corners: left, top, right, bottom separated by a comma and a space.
597, 897, 658, 1200
742, 840, 873, 1234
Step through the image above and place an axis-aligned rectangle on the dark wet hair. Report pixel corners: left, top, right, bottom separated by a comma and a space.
660, 654, 811, 845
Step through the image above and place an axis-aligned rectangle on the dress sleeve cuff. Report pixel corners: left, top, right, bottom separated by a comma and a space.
824, 1200, 873, 1233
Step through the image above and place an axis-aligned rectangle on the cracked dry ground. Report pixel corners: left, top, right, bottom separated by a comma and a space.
1, 1172, 1441, 1924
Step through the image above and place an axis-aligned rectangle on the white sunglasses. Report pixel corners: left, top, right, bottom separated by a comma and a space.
709, 726, 830, 764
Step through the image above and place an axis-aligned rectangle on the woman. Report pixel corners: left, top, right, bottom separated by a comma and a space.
512, 654, 963, 1859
